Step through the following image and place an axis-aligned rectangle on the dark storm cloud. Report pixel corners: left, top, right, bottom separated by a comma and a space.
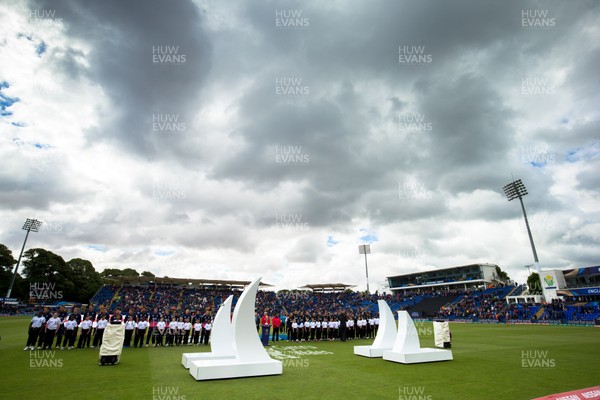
0, 144, 88, 211
415, 73, 515, 182
34, 0, 212, 159
203, 0, 596, 231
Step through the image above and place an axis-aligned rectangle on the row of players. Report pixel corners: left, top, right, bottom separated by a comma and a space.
24, 308, 215, 350
25, 306, 381, 351
286, 317, 380, 342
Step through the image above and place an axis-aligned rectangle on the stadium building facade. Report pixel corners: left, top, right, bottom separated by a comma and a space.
387, 263, 501, 292
552, 265, 600, 300
507, 265, 600, 303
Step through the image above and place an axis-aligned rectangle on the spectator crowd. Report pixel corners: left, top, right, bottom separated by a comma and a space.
21, 283, 600, 352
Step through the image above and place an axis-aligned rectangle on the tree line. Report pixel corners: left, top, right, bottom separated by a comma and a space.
0, 244, 154, 304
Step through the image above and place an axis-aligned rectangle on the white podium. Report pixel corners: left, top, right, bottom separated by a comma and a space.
383, 311, 453, 364
354, 300, 396, 357
188, 277, 283, 380
182, 295, 235, 369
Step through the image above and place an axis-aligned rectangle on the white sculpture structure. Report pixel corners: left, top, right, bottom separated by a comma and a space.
383, 310, 453, 364
182, 295, 235, 369
188, 277, 283, 380
433, 320, 451, 349
354, 300, 396, 357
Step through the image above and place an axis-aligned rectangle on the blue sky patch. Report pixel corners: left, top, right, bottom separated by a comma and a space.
36, 41, 47, 56
566, 141, 600, 163
529, 160, 547, 168
326, 235, 339, 247
359, 228, 378, 244
0, 81, 19, 117
85, 244, 107, 252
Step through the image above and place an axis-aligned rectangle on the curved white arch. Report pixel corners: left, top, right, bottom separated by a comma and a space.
232, 277, 271, 362
383, 310, 453, 364
182, 295, 235, 368
188, 277, 282, 379
211, 295, 234, 356
354, 299, 397, 357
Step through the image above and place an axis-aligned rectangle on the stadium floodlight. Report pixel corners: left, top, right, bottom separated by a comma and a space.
6, 218, 43, 298
502, 179, 539, 265
358, 244, 371, 293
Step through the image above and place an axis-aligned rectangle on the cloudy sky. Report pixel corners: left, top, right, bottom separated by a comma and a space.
1, 0, 599, 292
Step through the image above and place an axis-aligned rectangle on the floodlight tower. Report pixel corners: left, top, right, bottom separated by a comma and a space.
502, 179, 539, 265
358, 244, 371, 293
6, 218, 43, 298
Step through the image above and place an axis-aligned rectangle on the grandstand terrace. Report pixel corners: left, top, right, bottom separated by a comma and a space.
387, 263, 501, 292
85, 266, 600, 325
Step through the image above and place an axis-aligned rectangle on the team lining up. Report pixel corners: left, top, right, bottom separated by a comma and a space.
24, 306, 382, 351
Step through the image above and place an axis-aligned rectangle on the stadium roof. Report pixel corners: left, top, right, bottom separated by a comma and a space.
387, 263, 498, 279
299, 283, 356, 292
103, 276, 274, 289
387, 263, 500, 291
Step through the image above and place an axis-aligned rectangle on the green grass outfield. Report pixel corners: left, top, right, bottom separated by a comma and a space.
1, 317, 599, 400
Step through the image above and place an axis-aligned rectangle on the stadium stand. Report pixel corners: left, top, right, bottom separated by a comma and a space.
86, 280, 599, 325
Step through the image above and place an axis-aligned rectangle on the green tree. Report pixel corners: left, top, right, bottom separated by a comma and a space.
21, 248, 70, 301
495, 266, 511, 283
100, 268, 139, 278
141, 270, 155, 277
0, 244, 17, 271
21, 249, 103, 303
67, 258, 103, 304
527, 272, 542, 295
22, 248, 69, 283
0, 244, 19, 297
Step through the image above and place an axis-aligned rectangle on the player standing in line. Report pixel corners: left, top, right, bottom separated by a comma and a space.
298, 320, 304, 342
291, 319, 298, 342
63, 315, 78, 350
135, 317, 148, 348
146, 307, 159, 347
321, 319, 328, 341
43, 312, 61, 350
123, 317, 136, 348
77, 315, 93, 348
25, 312, 45, 351
36, 306, 52, 349
155, 317, 166, 347
347, 315, 355, 340
315, 318, 321, 342
92, 314, 108, 348
309, 318, 316, 341
203, 319, 212, 346
166, 318, 177, 347
175, 317, 185, 346
54, 308, 67, 349
182, 318, 191, 346
193, 319, 201, 346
